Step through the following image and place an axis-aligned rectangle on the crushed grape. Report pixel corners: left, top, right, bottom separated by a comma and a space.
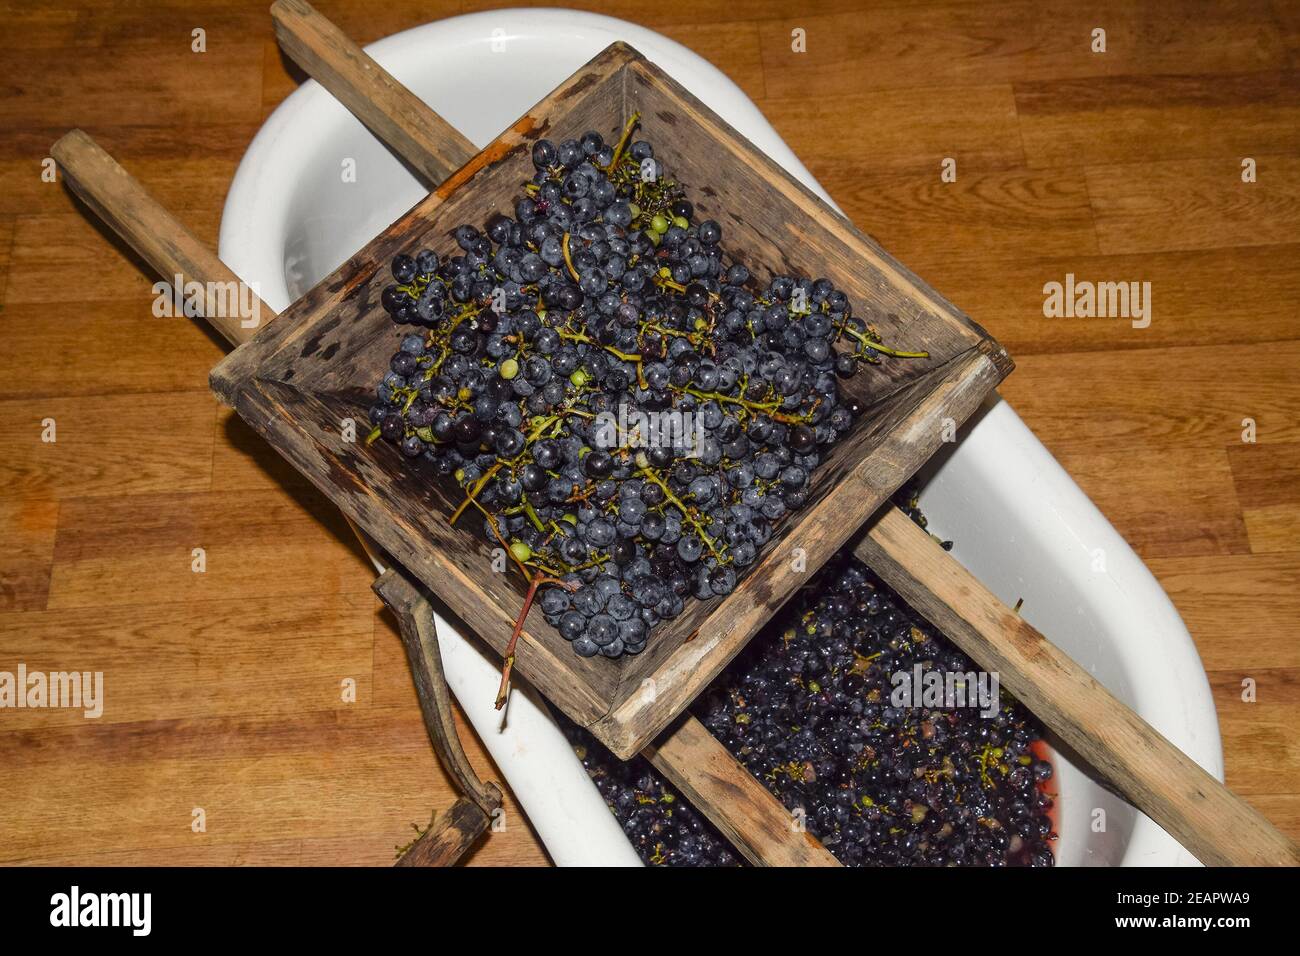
560, 510, 1056, 867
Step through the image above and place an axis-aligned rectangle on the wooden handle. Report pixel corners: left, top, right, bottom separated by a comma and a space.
645, 716, 840, 867
856, 506, 1300, 867
270, 0, 477, 185
374, 567, 504, 820
395, 796, 491, 867
49, 129, 273, 347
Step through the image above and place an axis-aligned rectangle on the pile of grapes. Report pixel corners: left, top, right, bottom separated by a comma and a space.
368, 117, 926, 666
563, 542, 1057, 867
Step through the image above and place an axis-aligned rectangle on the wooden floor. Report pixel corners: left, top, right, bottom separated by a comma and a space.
1, 0, 1297, 865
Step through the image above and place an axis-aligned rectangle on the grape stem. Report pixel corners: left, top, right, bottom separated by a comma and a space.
637, 465, 727, 563
448, 413, 560, 526
561, 231, 580, 282
605, 111, 642, 173
836, 320, 931, 359
674, 385, 807, 425
496, 572, 577, 709
556, 326, 649, 390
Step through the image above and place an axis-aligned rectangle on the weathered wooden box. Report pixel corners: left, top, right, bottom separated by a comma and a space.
210, 42, 1011, 759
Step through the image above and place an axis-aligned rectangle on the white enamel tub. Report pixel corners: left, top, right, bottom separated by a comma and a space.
219, 9, 1221, 867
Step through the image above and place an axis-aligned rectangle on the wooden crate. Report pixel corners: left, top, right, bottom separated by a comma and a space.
210, 42, 1010, 759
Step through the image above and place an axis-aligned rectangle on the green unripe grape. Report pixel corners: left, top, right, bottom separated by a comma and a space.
499, 357, 519, 380
453, 468, 465, 483
509, 540, 532, 563
570, 368, 590, 388
650, 213, 670, 234
672, 215, 689, 230
628, 202, 641, 220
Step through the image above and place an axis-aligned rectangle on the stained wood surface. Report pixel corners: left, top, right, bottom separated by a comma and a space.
0, 0, 1297, 866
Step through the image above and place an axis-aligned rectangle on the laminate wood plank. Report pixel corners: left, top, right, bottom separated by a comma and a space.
0, 593, 374, 727
813, 165, 1099, 263
0, 392, 215, 499
1242, 505, 1300, 555
656, 21, 766, 101
454, 0, 871, 30
0, 3, 83, 51
1049, 446, 1250, 559
906, 244, 1300, 356
0, 123, 256, 218
0, 215, 13, 306
0, 38, 264, 128
1228, 442, 1300, 554
0, 497, 59, 612
211, 406, 314, 492
13, 824, 550, 867
5, 211, 227, 306
1276, 0, 1300, 65
0, 302, 224, 401
46, 488, 374, 611
262, 37, 303, 116
759, 84, 1023, 173
999, 341, 1300, 454
1016, 71, 1300, 169
1086, 155, 1300, 255
1234, 793, 1300, 842
1147, 553, 1300, 670
1228, 441, 1300, 510
756, 1, 1287, 100
1210, 668, 1300, 795
0, 705, 541, 865
71, 2, 266, 49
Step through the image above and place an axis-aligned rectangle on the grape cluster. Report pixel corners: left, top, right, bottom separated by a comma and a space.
695, 556, 1057, 867
368, 117, 925, 661
563, 724, 741, 867
561, 536, 1056, 867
